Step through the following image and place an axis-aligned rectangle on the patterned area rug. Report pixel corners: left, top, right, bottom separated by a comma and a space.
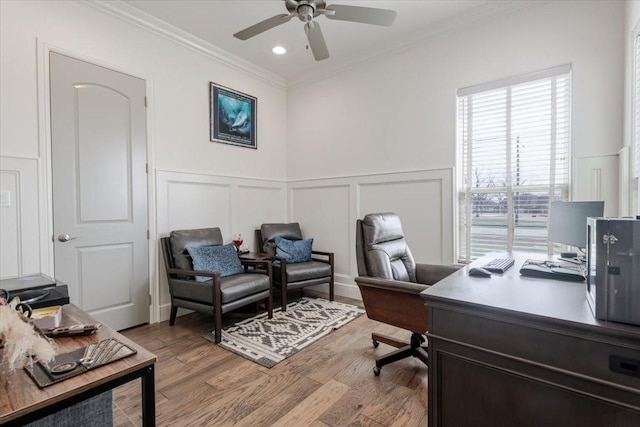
204, 297, 364, 368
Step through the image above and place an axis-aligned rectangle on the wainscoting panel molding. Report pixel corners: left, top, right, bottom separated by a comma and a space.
0, 156, 41, 278
618, 147, 630, 216
289, 168, 454, 300
290, 184, 351, 293
155, 170, 287, 321
574, 154, 619, 217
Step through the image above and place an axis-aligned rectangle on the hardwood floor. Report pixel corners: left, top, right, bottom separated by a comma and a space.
112, 293, 429, 426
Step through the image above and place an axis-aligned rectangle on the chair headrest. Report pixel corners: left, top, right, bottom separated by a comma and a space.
362, 212, 404, 246
260, 223, 303, 242
169, 227, 223, 270
260, 223, 303, 255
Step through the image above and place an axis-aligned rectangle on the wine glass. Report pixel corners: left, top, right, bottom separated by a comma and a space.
232, 234, 243, 252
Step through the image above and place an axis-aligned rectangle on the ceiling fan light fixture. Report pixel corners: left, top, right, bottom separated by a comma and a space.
272, 46, 287, 55
297, 4, 315, 23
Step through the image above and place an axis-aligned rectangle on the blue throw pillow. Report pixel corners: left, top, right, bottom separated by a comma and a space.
186, 244, 244, 282
274, 236, 313, 263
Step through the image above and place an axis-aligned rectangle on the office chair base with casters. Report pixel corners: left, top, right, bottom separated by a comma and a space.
371, 331, 428, 376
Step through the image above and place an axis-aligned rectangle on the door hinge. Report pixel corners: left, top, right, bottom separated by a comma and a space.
145, 163, 148, 174
149, 294, 152, 306
144, 96, 148, 107
147, 230, 150, 240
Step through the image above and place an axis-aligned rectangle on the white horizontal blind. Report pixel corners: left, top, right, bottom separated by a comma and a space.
635, 34, 640, 178
457, 69, 571, 263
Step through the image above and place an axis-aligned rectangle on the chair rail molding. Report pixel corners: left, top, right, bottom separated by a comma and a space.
0, 156, 41, 278
574, 154, 619, 217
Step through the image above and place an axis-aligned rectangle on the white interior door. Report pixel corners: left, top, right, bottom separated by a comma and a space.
50, 52, 149, 330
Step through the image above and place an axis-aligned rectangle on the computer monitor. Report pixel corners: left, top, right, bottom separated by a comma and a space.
548, 201, 604, 250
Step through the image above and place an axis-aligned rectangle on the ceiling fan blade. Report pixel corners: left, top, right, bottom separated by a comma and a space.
304, 21, 329, 61
325, 4, 396, 27
233, 14, 294, 40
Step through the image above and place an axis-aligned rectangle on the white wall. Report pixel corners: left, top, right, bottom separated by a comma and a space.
0, 1, 288, 177
288, 1, 624, 179
625, 0, 640, 215
0, 0, 630, 320
286, 1, 625, 277
0, 1, 288, 320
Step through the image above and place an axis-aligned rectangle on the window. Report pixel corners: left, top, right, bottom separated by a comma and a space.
457, 66, 571, 263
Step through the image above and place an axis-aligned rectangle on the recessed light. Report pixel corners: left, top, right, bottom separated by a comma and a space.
272, 46, 286, 55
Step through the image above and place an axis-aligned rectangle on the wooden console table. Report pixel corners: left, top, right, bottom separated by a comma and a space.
0, 304, 156, 426
422, 253, 640, 426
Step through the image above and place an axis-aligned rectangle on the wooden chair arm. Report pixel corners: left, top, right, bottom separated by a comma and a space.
311, 250, 333, 265
270, 255, 287, 264
166, 267, 222, 301
166, 267, 220, 280
312, 250, 333, 257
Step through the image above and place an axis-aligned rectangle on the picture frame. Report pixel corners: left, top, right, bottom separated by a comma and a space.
209, 82, 257, 149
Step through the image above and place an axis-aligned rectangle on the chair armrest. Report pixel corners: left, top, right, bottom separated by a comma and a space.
415, 263, 460, 285
311, 250, 333, 265
165, 267, 222, 305
355, 276, 428, 295
166, 267, 220, 280
271, 255, 287, 264
312, 250, 333, 256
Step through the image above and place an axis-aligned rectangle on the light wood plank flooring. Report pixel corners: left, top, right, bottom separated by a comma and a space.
112, 293, 429, 426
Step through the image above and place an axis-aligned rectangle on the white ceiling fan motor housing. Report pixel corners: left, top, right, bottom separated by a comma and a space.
286, 0, 326, 23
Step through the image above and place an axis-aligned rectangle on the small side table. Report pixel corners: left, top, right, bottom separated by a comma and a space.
238, 252, 272, 275
238, 252, 272, 261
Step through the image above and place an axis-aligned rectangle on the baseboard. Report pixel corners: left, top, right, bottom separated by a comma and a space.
157, 280, 362, 323
306, 281, 362, 302
158, 304, 194, 323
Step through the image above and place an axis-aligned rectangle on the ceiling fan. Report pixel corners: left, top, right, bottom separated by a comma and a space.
233, 0, 397, 61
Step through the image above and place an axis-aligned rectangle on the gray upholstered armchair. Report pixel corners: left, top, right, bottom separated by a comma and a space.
160, 227, 272, 343
256, 223, 334, 310
355, 212, 459, 375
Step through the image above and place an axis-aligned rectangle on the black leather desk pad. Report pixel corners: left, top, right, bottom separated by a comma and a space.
25, 339, 137, 388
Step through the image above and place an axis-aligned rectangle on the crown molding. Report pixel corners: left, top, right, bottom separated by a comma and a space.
83, 0, 287, 91
84, 0, 543, 91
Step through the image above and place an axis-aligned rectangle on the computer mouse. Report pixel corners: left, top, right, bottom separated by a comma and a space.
468, 267, 492, 278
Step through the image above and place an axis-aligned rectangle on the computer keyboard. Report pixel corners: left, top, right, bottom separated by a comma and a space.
482, 258, 515, 273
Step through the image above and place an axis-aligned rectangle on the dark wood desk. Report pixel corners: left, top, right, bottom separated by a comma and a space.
422, 253, 640, 427
0, 304, 156, 426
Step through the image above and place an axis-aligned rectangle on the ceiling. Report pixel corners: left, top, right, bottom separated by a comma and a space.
116, 1, 530, 85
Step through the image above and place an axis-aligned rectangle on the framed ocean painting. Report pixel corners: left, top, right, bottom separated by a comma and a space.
210, 82, 257, 149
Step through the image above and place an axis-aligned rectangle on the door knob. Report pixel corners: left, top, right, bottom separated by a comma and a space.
57, 234, 77, 242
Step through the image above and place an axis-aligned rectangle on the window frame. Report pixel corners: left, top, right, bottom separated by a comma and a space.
633, 32, 640, 215
634, 34, 640, 179
456, 65, 572, 263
